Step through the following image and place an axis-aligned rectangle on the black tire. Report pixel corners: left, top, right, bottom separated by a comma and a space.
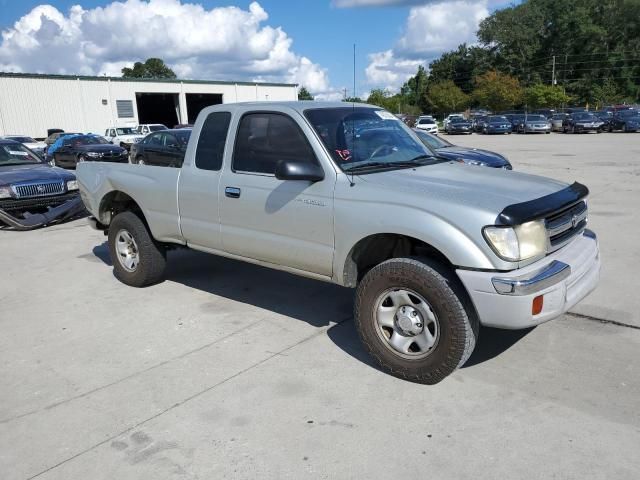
108, 211, 166, 287
136, 155, 145, 165
354, 258, 478, 384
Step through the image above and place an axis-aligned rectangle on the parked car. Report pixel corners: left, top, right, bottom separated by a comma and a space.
442, 113, 464, 131
104, 127, 145, 150
0, 139, 84, 229
562, 112, 605, 134
135, 124, 168, 135
52, 135, 128, 168
593, 111, 613, 131
506, 114, 525, 132
608, 109, 640, 132
471, 115, 488, 132
414, 117, 439, 134
478, 116, 511, 134
77, 101, 600, 385
130, 129, 191, 167
516, 114, 551, 134
413, 129, 512, 168
445, 117, 473, 134
2, 135, 47, 157
550, 113, 569, 132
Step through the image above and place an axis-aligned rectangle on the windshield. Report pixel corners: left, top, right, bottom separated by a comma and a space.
149, 125, 167, 132
413, 129, 452, 149
0, 143, 42, 165
526, 115, 547, 121
573, 113, 596, 121
304, 107, 439, 172
116, 128, 135, 135
7, 136, 36, 143
66, 135, 110, 146
488, 116, 508, 123
418, 118, 435, 125
450, 117, 468, 123
617, 110, 639, 118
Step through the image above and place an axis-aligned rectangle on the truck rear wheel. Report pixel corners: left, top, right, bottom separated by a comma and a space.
354, 258, 478, 384
108, 211, 166, 287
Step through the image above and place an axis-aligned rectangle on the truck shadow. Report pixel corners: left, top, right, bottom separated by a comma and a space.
92, 242, 532, 373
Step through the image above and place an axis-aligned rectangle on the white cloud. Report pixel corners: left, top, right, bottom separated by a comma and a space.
0, 0, 331, 94
365, 0, 490, 89
333, 0, 430, 6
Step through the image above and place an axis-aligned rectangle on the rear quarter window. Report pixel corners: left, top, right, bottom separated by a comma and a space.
195, 112, 231, 171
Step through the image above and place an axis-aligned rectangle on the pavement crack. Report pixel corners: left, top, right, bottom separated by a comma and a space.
0, 319, 265, 425
26, 316, 352, 480
566, 312, 640, 330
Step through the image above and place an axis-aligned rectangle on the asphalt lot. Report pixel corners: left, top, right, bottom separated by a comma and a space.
1, 132, 639, 479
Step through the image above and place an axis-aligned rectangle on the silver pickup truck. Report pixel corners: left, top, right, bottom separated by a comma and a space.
77, 102, 600, 384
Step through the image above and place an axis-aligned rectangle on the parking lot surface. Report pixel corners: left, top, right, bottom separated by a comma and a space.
1, 133, 639, 479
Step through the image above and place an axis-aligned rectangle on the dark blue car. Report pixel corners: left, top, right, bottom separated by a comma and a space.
0, 139, 84, 229
478, 115, 512, 134
413, 130, 512, 169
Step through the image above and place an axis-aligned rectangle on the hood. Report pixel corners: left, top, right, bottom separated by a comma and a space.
77, 144, 126, 153
435, 146, 509, 167
116, 134, 143, 142
0, 162, 75, 187
358, 161, 566, 217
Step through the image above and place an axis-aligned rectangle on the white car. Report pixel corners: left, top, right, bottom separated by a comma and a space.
3, 135, 47, 157
135, 124, 168, 135
415, 117, 439, 134
443, 114, 465, 131
104, 127, 145, 150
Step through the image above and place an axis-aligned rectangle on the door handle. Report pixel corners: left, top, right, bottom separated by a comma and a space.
225, 187, 241, 198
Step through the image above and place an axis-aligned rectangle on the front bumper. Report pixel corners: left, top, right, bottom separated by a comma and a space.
456, 230, 600, 329
0, 193, 85, 230
524, 125, 551, 133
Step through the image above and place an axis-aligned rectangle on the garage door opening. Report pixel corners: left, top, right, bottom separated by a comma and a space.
186, 93, 223, 124
135, 93, 180, 128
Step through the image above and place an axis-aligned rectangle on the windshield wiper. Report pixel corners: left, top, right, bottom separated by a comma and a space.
343, 155, 440, 173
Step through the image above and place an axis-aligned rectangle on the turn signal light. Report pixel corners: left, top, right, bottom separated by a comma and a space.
532, 295, 544, 315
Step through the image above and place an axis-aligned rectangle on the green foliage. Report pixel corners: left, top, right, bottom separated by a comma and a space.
343, 97, 363, 103
472, 71, 523, 111
121, 58, 176, 79
425, 81, 469, 115
524, 84, 571, 109
298, 86, 314, 101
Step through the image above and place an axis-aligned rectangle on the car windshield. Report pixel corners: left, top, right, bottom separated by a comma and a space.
304, 107, 440, 172
0, 143, 42, 165
527, 115, 547, 121
489, 116, 508, 123
173, 130, 191, 144
413, 130, 453, 149
149, 125, 167, 132
7, 136, 36, 143
573, 113, 596, 120
66, 135, 109, 146
116, 128, 135, 135
450, 117, 468, 124
418, 118, 435, 125
617, 110, 639, 118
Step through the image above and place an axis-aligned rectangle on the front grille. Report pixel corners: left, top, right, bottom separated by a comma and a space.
546, 201, 588, 252
13, 181, 64, 199
0, 191, 78, 212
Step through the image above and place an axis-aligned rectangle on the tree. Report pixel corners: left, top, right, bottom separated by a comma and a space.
425, 81, 469, 115
121, 58, 176, 79
298, 86, 314, 100
343, 97, 363, 103
524, 83, 571, 109
472, 70, 523, 111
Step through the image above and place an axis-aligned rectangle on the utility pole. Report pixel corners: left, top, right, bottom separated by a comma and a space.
343, 88, 348, 100
551, 55, 556, 85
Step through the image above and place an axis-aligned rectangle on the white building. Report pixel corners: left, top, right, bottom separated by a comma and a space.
0, 72, 298, 138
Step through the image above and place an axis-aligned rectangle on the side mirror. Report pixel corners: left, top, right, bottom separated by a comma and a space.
275, 161, 324, 182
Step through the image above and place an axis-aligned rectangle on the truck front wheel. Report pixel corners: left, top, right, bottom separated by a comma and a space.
354, 258, 478, 384
108, 211, 166, 287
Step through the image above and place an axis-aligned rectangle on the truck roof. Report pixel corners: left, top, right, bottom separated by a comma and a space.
220, 101, 375, 113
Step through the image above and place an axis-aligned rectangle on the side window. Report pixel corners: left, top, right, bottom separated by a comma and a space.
195, 112, 231, 171
109, 129, 116, 137
233, 112, 317, 174
164, 134, 177, 147
148, 133, 163, 146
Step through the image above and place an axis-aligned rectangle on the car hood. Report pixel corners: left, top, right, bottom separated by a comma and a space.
435, 146, 509, 167
0, 163, 75, 187
450, 122, 472, 127
77, 144, 126, 153
358, 161, 566, 216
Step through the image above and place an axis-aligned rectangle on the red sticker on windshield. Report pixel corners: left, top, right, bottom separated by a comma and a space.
336, 149, 351, 162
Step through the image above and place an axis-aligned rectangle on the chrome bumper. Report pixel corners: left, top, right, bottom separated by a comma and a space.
492, 260, 571, 295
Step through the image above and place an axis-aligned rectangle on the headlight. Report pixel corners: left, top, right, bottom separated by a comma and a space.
86, 151, 102, 157
66, 180, 79, 191
0, 186, 12, 199
466, 160, 485, 166
483, 220, 547, 261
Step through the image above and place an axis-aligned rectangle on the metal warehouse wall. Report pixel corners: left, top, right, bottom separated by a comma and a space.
0, 75, 298, 138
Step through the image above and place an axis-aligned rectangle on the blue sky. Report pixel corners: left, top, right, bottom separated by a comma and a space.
0, 0, 514, 99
